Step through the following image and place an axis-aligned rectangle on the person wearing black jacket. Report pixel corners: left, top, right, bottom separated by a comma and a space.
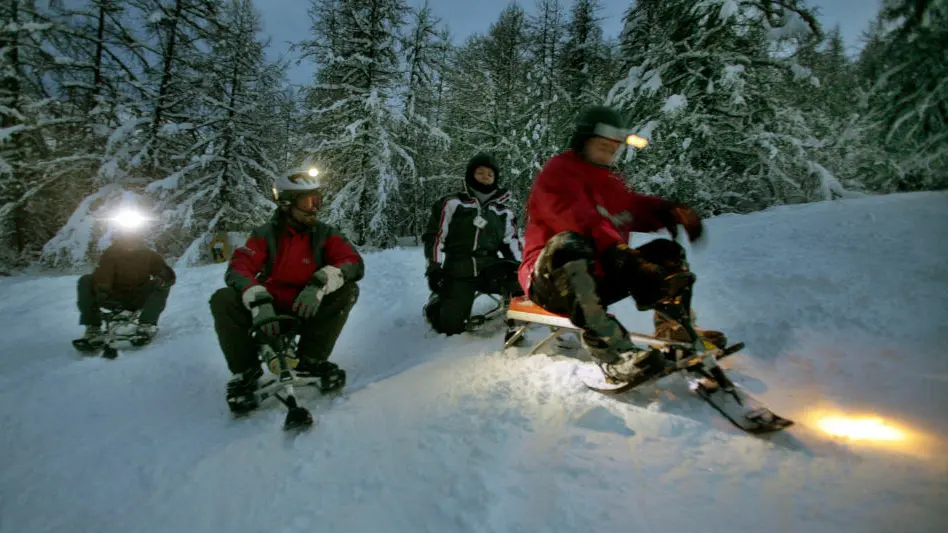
422, 153, 524, 335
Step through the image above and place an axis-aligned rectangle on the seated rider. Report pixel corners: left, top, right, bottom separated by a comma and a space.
209, 167, 364, 413
519, 105, 727, 382
73, 216, 175, 349
422, 152, 525, 335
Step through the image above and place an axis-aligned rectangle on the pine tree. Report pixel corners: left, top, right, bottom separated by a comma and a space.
443, 4, 533, 204
298, 0, 412, 247
145, 0, 288, 264
36, 0, 152, 268
399, 2, 451, 241
560, 0, 608, 120
606, 0, 849, 212
864, 0, 947, 190
0, 1, 71, 266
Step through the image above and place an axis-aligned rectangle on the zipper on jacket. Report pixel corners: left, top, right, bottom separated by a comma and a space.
472, 199, 482, 277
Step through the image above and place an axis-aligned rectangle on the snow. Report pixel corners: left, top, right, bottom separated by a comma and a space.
3, 192, 948, 532
765, 9, 814, 42
661, 93, 688, 114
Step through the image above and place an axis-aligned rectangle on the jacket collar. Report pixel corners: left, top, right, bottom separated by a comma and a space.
460, 184, 510, 207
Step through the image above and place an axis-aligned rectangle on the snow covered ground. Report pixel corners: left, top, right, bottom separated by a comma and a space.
2, 191, 947, 533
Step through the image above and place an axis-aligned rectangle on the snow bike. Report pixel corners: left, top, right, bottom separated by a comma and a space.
234, 314, 346, 431
72, 304, 152, 359
503, 272, 793, 434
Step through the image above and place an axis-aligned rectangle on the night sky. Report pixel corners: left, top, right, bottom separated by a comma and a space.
257, 0, 883, 86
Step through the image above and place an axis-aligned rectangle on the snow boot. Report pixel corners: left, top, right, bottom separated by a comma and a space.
598, 347, 668, 383
72, 325, 105, 352
226, 366, 264, 414
653, 311, 727, 349
295, 360, 346, 393
556, 260, 642, 361
131, 323, 158, 346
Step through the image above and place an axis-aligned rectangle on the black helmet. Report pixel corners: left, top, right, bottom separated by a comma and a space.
465, 152, 500, 194
569, 105, 645, 153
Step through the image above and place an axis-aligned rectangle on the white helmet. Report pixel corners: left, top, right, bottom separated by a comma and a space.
273, 166, 324, 207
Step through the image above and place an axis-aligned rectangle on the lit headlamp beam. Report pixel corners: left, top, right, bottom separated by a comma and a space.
109, 208, 150, 230
626, 134, 648, 149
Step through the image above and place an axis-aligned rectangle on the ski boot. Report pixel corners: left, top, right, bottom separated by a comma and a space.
131, 323, 158, 347
654, 311, 727, 350
651, 272, 728, 350
72, 325, 105, 353
295, 360, 346, 393
583, 325, 669, 383
226, 367, 264, 415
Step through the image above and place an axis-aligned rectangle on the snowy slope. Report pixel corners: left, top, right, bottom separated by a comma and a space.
2, 191, 947, 533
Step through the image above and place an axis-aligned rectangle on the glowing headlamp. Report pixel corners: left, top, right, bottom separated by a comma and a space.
593, 123, 648, 149
109, 208, 150, 230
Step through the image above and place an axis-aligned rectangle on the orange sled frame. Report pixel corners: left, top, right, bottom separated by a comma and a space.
502, 296, 689, 355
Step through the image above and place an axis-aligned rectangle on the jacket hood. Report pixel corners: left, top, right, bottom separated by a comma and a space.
465, 152, 500, 194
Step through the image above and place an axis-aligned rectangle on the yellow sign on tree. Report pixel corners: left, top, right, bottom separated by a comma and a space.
209, 233, 231, 263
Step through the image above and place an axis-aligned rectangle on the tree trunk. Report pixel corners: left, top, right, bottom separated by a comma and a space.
149, 0, 183, 147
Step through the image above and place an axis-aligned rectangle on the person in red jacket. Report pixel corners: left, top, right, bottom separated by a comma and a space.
209, 167, 364, 414
520, 105, 725, 383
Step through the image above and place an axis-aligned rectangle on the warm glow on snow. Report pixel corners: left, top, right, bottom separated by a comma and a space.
817, 415, 905, 441
307, 167, 319, 177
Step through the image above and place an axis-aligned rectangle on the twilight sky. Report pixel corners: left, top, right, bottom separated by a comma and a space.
258, 0, 883, 86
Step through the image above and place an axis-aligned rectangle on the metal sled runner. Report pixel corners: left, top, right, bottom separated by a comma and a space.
243, 315, 345, 431
73, 305, 151, 359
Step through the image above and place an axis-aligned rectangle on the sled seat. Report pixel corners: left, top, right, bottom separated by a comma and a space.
506, 296, 580, 330
503, 296, 582, 354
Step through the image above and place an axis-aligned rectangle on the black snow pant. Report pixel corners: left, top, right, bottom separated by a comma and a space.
209, 283, 359, 375
77, 274, 171, 326
528, 232, 688, 332
426, 260, 524, 336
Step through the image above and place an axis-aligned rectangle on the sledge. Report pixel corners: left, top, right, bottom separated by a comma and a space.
501, 278, 793, 434
72, 305, 153, 359
465, 293, 507, 330
233, 315, 346, 431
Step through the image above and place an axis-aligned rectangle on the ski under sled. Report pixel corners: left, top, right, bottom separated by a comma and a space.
73, 308, 153, 359
229, 315, 347, 431
503, 274, 794, 434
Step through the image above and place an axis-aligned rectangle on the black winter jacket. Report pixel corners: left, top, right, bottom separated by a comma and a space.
422, 187, 523, 279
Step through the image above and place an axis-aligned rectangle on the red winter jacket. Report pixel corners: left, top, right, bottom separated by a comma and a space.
225, 213, 364, 310
518, 149, 669, 293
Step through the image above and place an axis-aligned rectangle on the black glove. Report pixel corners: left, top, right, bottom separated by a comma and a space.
425, 265, 444, 293
601, 242, 646, 279
655, 201, 704, 242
